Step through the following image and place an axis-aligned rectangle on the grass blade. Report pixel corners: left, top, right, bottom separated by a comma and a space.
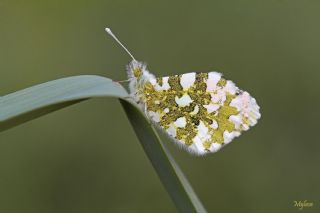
0, 75, 128, 132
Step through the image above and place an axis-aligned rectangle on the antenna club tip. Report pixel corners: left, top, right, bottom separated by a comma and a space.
105, 27, 111, 33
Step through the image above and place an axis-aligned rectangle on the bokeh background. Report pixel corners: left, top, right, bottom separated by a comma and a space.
1, 1, 319, 212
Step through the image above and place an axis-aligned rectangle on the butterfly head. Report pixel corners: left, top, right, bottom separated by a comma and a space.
127, 60, 147, 79
125, 59, 155, 103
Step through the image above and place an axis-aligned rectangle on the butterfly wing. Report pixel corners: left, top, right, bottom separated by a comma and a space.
141, 72, 260, 155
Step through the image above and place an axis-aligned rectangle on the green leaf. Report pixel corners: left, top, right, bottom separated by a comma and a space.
0, 75, 206, 212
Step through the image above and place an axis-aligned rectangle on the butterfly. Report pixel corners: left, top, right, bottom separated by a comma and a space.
105, 28, 261, 155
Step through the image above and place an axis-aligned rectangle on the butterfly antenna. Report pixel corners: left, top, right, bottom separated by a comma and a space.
105, 27, 136, 61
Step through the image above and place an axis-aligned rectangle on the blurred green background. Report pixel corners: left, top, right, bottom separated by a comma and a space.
1, 0, 319, 212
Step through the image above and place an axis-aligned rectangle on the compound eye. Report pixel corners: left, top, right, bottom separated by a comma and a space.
133, 68, 142, 78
